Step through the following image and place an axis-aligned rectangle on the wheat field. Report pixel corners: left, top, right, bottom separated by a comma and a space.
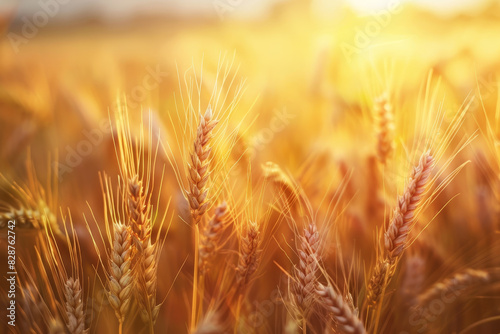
1, 1, 500, 333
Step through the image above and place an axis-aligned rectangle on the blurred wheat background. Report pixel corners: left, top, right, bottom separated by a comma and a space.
0, 0, 500, 333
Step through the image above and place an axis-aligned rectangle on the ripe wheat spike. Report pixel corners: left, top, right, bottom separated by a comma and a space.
187, 105, 219, 225
317, 284, 367, 334
367, 151, 434, 306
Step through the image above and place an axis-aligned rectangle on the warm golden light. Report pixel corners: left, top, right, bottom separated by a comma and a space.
1, 0, 499, 333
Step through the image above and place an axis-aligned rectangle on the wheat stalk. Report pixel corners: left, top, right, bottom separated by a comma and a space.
367, 151, 434, 306
317, 284, 367, 334
108, 222, 133, 326
199, 202, 229, 275
187, 105, 219, 225
112, 107, 161, 329
187, 106, 219, 331
374, 93, 394, 164
236, 221, 261, 288
64, 277, 88, 334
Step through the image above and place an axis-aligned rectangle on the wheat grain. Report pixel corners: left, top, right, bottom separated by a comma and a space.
187, 105, 219, 225
401, 255, 426, 305
384, 151, 434, 259
138, 240, 161, 324
127, 175, 152, 247
236, 221, 261, 287
317, 284, 367, 334
293, 222, 320, 314
108, 222, 133, 324
262, 162, 303, 211
366, 259, 390, 307
64, 277, 88, 334
112, 108, 161, 327
199, 202, 229, 274
374, 93, 394, 165
0, 202, 59, 234
345, 292, 359, 317
367, 151, 434, 306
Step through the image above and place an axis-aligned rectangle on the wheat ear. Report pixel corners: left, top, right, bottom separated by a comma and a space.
128, 175, 152, 247
262, 162, 306, 214
0, 202, 59, 234
317, 284, 367, 334
374, 93, 394, 164
199, 202, 229, 274
416, 268, 490, 309
384, 152, 434, 259
293, 222, 320, 315
236, 221, 261, 288
108, 222, 133, 325
64, 277, 88, 334
126, 175, 160, 325
187, 105, 219, 225
401, 254, 426, 305
367, 151, 434, 306
346, 292, 359, 317
138, 240, 160, 323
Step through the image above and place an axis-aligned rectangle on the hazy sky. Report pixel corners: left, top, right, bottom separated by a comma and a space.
1, 0, 492, 21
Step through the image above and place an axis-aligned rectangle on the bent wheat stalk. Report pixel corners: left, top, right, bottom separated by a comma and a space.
416, 268, 490, 309
262, 162, 309, 216
0, 201, 61, 239
367, 151, 434, 306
